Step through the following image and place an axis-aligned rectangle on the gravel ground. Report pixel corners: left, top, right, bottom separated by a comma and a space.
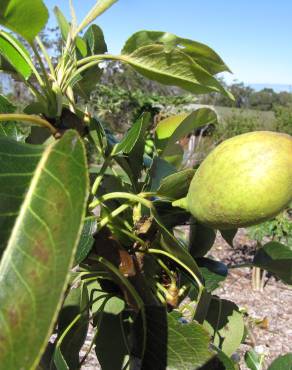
212, 230, 292, 369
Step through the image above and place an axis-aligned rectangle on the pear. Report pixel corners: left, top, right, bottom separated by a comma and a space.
187, 131, 292, 229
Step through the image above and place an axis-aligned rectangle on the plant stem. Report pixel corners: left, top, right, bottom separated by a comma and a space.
0, 114, 57, 135
35, 36, 56, 80
89, 192, 153, 210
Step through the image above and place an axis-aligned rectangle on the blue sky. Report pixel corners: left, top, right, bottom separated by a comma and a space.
44, 0, 292, 86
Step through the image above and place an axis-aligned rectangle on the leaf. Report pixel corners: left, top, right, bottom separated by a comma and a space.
162, 143, 184, 169
204, 298, 244, 356
220, 229, 238, 247
245, 349, 262, 370
0, 130, 88, 370
149, 156, 176, 191
122, 30, 231, 75
114, 113, 151, 155
120, 44, 232, 98
253, 242, 292, 284
95, 312, 130, 370
0, 95, 31, 141
155, 109, 218, 154
0, 0, 49, 42
74, 219, 97, 265
167, 311, 214, 369
157, 168, 195, 200
54, 6, 70, 42
132, 305, 166, 370
189, 221, 217, 258
54, 283, 89, 370
196, 258, 228, 292
268, 353, 292, 370
0, 31, 32, 79
75, 65, 103, 99
84, 24, 107, 55
0, 137, 43, 253
201, 346, 239, 369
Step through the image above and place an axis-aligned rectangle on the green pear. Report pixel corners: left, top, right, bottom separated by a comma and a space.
187, 131, 292, 229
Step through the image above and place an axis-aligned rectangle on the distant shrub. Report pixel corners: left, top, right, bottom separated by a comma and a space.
273, 106, 292, 135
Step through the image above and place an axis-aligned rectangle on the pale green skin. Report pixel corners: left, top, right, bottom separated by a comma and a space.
187, 131, 292, 229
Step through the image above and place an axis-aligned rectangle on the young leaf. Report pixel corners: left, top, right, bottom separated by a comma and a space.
0, 0, 49, 42
0, 130, 88, 370
149, 156, 176, 191
120, 44, 232, 98
253, 241, 292, 284
122, 30, 231, 75
0, 31, 32, 79
114, 112, 151, 155
157, 168, 195, 200
245, 349, 263, 370
54, 6, 70, 42
84, 24, 107, 55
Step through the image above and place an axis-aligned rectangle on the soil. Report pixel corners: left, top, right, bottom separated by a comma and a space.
212, 229, 292, 370
81, 229, 292, 369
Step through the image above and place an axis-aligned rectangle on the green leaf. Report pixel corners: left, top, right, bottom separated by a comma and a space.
95, 312, 129, 370
122, 30, 231, 75
84, 24, 107, 55
120, 44, 232, 98
189, 221, 216, 258
167, 311, 214, 369
53, 7, 87, 57
245, 349, 263, 370
204, 298, 244, 356
0, 138, 43, 253
74, 219, 97, 265
253, 242, 292, 284
114, 113, 151, 155
155, 109, 218, 154
268, 353, 292, 370
0, 31, 32, 79
149, 156, 177, 191
157, 168, 195, 200
0, 130, 88, 369
54, 283, 89, 370
0, 95, 31, 141
162, 143, 184, 169
75, 65, 103, 99
201, 346, 239, 369
197, 257, 228, 292
220, 229, 238, 247
0, 0, 49, 42
53, 6, 70, 42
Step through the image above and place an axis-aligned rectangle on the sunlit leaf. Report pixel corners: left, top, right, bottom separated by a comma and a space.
0, 130, 88, 369
0, 0, 49, 42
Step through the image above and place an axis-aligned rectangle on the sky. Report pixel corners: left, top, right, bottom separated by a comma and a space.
44, 0, 292, 87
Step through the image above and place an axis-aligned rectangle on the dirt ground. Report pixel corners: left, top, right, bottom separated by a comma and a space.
212, 230, 292, 369
81, 229, 292, 369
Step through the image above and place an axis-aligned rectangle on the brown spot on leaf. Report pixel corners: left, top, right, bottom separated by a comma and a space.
32, 240, 50, 264
8, 307, 19, 328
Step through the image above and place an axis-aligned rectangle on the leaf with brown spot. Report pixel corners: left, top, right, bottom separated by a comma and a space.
0, 130, 88, 370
